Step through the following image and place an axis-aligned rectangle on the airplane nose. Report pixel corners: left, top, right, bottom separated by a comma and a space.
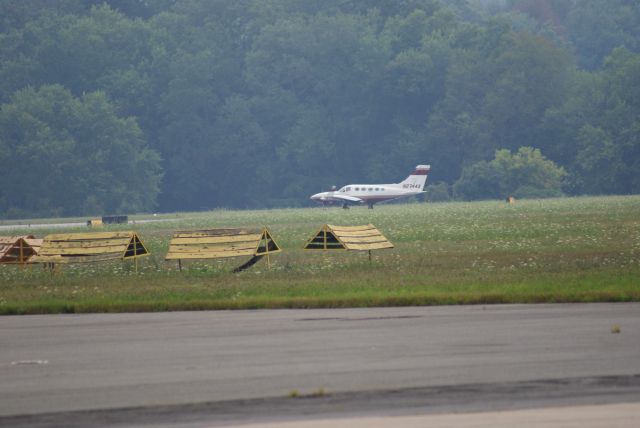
310, 193, 323, 201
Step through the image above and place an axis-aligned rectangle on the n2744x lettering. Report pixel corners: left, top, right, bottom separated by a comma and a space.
402, 183, 422, 189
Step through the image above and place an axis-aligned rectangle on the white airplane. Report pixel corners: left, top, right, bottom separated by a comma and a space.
310, 164, 431, 209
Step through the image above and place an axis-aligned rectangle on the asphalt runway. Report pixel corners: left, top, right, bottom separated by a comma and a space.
1, 304, 639, 427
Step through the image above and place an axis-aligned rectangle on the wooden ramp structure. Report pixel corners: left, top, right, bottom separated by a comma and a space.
32, 232, 149, 266
304, 224, 393, 256
0, 235, 42, 264
165, 228, 281, 272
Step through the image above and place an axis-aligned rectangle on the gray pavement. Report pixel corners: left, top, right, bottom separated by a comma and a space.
233, 403, 640, 428
1, 304, 639, 426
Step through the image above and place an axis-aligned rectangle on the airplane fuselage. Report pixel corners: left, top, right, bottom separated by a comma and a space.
310, 185, 424, 206
310, 164, 430, 208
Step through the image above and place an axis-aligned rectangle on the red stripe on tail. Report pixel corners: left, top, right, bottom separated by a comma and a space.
410, 168, 430, 176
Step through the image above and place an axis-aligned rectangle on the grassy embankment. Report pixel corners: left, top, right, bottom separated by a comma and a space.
1, 196, 639, 314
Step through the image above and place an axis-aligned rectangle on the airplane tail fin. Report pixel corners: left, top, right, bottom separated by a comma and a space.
399, 165, 430, 191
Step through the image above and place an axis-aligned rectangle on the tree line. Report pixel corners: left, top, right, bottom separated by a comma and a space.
0, 0, 639, 217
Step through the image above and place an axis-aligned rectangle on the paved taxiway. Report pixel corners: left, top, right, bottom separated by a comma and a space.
1, 304, 639, 426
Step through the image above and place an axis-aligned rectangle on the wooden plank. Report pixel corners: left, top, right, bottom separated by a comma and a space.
0, 235, 35, 242
33, 253, 124, 264
0, 245, 11, 259
36, 249, 126, 258
328, 224, 376, 232
169, 234, 262, 245
166, 249, 256, 260
342, 240, 391, 248
45, 232, 133, 241
338, 235, 388, 244
53, 254, 122, 263
343, 242, 394, 251
332, 229, 383, 238
41, 238, 131, 250
167, 250, 255, 259
39, 245, 132, 255
173, 229, 260, 238
167, 244, 257, 253
168, 246, 256, 254
24, 238, 42, 251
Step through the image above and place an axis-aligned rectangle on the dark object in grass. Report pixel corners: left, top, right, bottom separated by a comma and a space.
102, 215, 128, 225
233, 255, 263, 273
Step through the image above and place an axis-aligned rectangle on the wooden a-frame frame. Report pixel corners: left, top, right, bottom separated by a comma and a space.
165, 227, 281, 272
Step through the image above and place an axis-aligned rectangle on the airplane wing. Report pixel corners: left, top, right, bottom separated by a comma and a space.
325, 194, 364, 203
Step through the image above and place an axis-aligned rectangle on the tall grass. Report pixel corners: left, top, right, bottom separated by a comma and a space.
1, 196, 639, 314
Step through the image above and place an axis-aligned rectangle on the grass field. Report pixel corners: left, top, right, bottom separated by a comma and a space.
1, 196, 639, 315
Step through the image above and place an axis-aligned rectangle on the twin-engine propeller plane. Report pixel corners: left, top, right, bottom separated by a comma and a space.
310, 164, 431, 209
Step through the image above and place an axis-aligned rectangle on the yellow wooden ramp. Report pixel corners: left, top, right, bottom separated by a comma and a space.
304, 224, 394, 251
0, 235, 42, 264
165, 227, 281, 271
32, 231, 149, 264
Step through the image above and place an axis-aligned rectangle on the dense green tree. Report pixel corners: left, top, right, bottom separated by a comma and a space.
244, 12, 391, 195
0, 85, 161, 217
453, 147, 566, 200
568, 0, 640, 70
0, 0, 639, 216
452, 160, 503, 200
0, 0, 86, 32
148, 3, 256, 209
0, 4, 156, 120
426, 23, 572, 182
540, 48, 640, 195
